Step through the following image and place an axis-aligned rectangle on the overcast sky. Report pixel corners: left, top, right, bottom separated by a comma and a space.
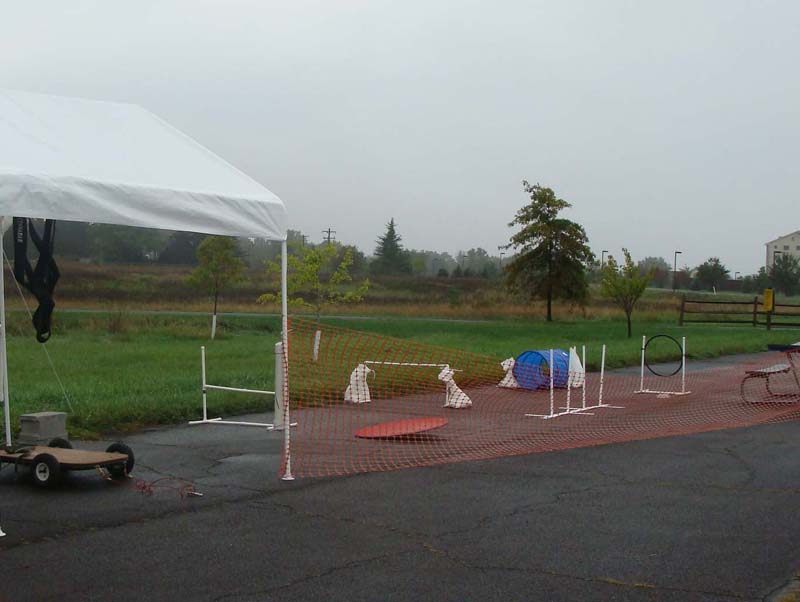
2, 1, 797, 273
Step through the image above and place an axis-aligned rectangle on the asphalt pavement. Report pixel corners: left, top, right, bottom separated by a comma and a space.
2, 407, 800, 601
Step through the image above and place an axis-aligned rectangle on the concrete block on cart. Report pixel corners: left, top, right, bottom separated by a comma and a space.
17, 411, 68, 446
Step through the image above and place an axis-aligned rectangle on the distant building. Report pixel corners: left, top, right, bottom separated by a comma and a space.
765, 230, 800, 266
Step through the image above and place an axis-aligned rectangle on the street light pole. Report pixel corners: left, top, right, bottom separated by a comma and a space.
673, 250, 682, 292
601, 250, 609, 266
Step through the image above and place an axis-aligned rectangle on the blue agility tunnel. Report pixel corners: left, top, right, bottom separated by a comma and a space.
513, 349, 570, 390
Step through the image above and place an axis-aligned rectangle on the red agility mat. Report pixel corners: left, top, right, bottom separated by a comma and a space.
355, 417, 449, 439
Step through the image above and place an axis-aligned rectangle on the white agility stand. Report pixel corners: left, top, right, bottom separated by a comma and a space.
189, 344, 281, 429
526, 345, 623, 419
355, 361, 472, 409
364, 361, 450, 368
634, 335, 691, 397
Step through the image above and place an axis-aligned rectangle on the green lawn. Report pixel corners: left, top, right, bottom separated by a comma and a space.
4, 310, 799, 438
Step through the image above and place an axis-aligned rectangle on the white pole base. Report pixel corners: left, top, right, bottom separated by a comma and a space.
188, 419, 298, 429
525, 409, 591, 419
634, 390, 692, 396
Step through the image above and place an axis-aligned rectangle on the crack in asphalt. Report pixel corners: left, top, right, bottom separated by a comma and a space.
209, 553, 395, 601
253, 492, 760, 600
763, 568, 800, 601
466, 563, 759, 600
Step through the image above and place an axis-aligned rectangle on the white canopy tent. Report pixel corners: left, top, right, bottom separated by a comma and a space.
0, 90, 291, 476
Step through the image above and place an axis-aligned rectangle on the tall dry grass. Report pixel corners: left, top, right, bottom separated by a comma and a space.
3, 260, 682, 321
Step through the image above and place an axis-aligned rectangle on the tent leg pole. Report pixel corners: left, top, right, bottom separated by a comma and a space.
1, 219, 11, 447
280, 240, 294, 481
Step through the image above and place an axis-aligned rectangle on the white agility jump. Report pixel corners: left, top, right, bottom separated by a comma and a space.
525, 345, 623, 419
345, 361, 472, 409
634, 335, 691, 397
190, 344, 292, 430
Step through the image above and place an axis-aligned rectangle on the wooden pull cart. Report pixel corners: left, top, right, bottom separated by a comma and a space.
0, 441, 134, 488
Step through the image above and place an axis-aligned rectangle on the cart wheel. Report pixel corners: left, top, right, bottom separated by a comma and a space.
48, 437, 72, 449
31, 453, 62, 488
106, 443, 135, 478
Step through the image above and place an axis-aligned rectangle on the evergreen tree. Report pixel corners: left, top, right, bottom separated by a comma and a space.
371, 218, 411, 275
505, 181, 594, 321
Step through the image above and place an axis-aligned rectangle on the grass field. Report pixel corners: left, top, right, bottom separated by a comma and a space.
4, 309, 800, 438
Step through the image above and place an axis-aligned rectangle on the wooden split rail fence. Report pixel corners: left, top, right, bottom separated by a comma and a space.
678, 295, 800, 330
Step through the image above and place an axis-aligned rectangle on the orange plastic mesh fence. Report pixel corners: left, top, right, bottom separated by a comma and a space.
281, 318, 800, 479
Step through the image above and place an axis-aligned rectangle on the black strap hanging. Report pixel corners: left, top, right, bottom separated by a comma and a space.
12, 217, 60, 343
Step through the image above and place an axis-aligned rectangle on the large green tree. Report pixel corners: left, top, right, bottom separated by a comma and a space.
371, 218, 412, 275
695, 257, 730, 291
505, 181, 594, 321
769, 254, 800, 296
637, 256, 671, 288
601, 249, 653, 337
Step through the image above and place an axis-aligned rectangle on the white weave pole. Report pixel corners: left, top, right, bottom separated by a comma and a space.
638, 334, 646, 393
581, 345, 587, 410
599, 344, 606, 406
681, 336, 687, 394
589, 343, 624, 410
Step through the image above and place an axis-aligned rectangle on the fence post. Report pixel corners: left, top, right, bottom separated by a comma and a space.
752, 296, 758, 327
678, 295, 685, 326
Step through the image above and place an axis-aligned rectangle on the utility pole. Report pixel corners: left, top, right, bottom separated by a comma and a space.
321, 228, 336, 245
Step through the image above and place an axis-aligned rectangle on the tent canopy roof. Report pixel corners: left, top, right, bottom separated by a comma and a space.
0, 90, 287, 240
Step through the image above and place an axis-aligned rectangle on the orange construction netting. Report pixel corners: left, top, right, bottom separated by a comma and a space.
280, 318, 800, 479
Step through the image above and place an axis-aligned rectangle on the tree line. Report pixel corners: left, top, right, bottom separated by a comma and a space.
7, 181, 797, 340
9, 219, 504, 280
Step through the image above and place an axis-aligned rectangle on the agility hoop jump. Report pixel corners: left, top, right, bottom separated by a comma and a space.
634, 334, 691, 397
